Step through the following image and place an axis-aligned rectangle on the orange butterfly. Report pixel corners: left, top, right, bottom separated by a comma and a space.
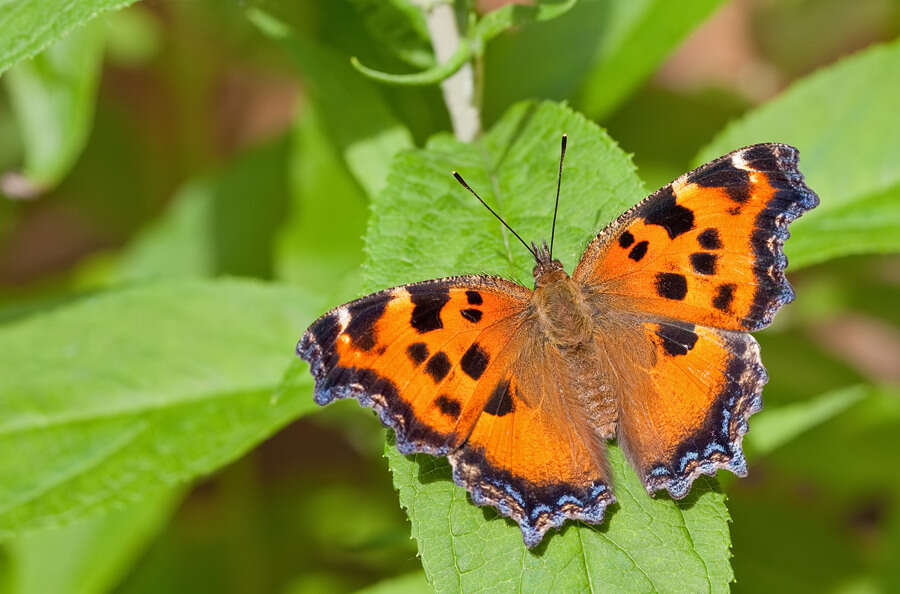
298, 140, 818, 548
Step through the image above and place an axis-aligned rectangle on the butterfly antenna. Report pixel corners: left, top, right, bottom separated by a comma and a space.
452, 171, 538, 260
549, 133, 567, 260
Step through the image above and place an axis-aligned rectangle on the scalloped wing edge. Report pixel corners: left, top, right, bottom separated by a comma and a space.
636, 332, 767, 499
450, 447, 616, 548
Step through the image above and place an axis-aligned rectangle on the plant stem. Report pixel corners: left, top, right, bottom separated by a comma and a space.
413, 1, 481, 141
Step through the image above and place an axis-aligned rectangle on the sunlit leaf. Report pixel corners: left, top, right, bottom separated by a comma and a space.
0, 0, 136, 74
0, 280, 323, 534
4, 489, 181, 594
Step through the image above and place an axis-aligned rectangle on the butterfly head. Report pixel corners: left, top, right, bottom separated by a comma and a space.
531, 240, 566, 287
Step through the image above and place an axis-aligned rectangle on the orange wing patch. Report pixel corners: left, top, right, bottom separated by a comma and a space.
574, 143, 819, 332
450, 347, 615, 547
299, 276, 529, 456
616, 320, 766, 497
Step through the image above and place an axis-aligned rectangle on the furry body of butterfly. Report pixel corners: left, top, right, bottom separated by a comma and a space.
299, 142, 819, 548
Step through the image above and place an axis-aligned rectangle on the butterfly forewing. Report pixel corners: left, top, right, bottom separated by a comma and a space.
574, 143, 819, 331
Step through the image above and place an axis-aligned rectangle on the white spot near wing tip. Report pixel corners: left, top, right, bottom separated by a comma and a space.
336, 307, 351, 331
731, 152, 751, 171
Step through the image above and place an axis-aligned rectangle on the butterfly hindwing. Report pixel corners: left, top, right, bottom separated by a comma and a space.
615, 320, 766, 497
573, 143, 818, 331
451, 339, 615, 548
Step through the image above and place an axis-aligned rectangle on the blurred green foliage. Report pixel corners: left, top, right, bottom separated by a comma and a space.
0, 0, 898, 592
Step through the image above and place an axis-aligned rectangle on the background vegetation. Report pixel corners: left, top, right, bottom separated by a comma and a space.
0, 0, 898, 592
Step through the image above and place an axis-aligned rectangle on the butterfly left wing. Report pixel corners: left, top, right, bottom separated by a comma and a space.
299, 277, 615, 547
572, 143, 817, 496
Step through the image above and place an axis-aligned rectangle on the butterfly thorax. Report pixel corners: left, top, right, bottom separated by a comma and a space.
531, 264, 594, 349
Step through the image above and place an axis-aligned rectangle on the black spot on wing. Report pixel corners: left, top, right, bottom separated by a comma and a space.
618, 230, 635, 248
435, 395, 461, 418
308, 313, 340, 349
425, 351, 451, 382
344, 294, 390, 351
713, 283, 736, 313
461, 308, 483, 323
689, 159, 751, 203
409, 285, 450, 333
655, 273, 687, 300
406, 342, 429, 365
642, 186, 695, 239
460, 343, 489, 380
697, 228, 722, 250
484, 380, 515, 416
690, 252, 718, 275
655, 323, 699, 357
628, 240, 649, 262
741, 145, 779, 171
465, 290, 483, 305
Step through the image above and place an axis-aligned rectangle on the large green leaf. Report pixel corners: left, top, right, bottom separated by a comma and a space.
0, 0, 136, 74
697, 39, 900, 268
2, 20, 105, 192
3, 489, 181, 594
0, 280, 322, 534
364, 101, 733, 591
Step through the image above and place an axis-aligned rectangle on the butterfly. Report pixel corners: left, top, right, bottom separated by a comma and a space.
297, 139, 818, 548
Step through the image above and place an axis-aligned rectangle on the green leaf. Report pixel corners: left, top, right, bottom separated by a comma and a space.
0, 279, 323, 534
275, 104, 368, 300
759, 384, 900, 496
111, 180, 217, 282
474, 0, 577, 42
366, 101, 733, 591
483, 0, 725, 124
576, 0, 726, 119
745, 384, 868, 456
697, 39, 900, 268
348, 0, 576, 87
111, 135, 290, 283
355, 571, 429, 594
2, 20, 105, 192
0, 0, 137, 75
249, 8, 413, 198
4, 489, 181, 594
351, 0, 434, 70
